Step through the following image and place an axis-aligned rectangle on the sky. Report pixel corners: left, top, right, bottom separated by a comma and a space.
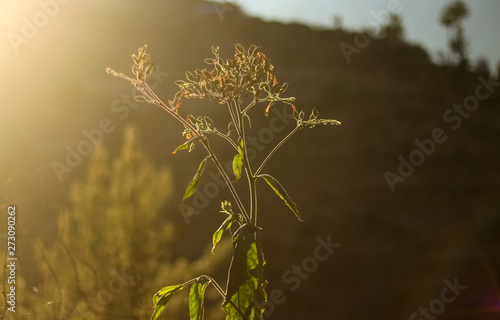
216, 0, 500, 72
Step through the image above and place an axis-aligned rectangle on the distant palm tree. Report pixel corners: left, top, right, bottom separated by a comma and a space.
439, 0, 469, 67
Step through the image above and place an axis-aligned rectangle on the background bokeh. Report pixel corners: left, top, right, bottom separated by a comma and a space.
1, 0, 499, 319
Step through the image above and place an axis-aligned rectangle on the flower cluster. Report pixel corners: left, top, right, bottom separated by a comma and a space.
171, 44, 295, 115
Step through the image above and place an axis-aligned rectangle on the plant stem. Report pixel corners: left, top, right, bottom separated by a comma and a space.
227, 100, 242, 136
204, 275, 226, 298
235, 100, 259, 229
211, 130, 238, 150
248, 177, 257, 228
255, 125, 301, 177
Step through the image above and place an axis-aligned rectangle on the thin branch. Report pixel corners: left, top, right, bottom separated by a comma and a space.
209, 130, 238, 150
203, 275, 226, 299
241, 97, 269, 115
255, 125, 301, 177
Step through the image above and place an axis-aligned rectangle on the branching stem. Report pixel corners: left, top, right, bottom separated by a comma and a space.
141, 83, 251, 223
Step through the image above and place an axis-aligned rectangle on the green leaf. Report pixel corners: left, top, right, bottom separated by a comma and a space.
212, 216, 234, 254
279, 82, 289, 93
132, 54, 141, 65
212, 46, 220, 56
248, 45, 260, 57
132, 64, 140, 77
172, 136, 204, 154
134, 96, 147, 102
232, 138, 244, 181
213, 201, 242, 254
232, 154, 243, 181
222, 225, 267, 319
215, 63, 224, 73
187, 114, 198, 126
260, 174, 303, 221
145, 63, 154, 77
235, 43, 245, 54
189, 280, 209, 320
272, 83, 281, 94
220, 200, 233, 214
186, 71, 195, 82
203, 116, 213, 127
150, 285, 184, 320
299, 110, 305, 120
311, 107, 318, 119
183, 158, 208, 201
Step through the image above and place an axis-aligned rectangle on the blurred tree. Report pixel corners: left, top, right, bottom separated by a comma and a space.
435, 50, 448, 65
18, 125, 229, 320
473, 57, 490, 78
333, 15, 343, 30
440, 0, 469, 67
380, 13, 404, 40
